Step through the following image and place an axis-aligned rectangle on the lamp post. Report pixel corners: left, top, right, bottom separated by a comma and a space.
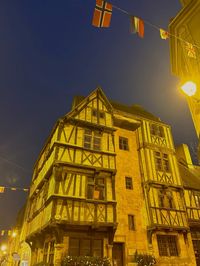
180, 80, 200, 162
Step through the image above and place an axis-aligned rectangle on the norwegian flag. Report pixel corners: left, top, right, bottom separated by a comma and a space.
92, 0, 112, 28
185, 42, 196, 59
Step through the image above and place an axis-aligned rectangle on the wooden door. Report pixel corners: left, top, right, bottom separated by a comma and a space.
193, 240, 200, 266
113, 243, 124, 266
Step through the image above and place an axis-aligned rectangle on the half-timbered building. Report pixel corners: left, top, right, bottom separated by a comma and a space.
177, 144, 200, 266
22, 88, 197, 265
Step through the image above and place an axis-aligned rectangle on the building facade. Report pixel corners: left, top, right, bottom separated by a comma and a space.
19, 88, 198, 266
169, 0, 200, 157
176, 144, 200, 266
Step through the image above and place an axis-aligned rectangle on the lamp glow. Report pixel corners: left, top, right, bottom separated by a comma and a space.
1, 244, 7, 252
181, 81, 197, 96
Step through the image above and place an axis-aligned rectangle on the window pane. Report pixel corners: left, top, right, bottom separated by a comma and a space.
99, 112, 105, 119
125, 177, 133, 189
128, 215, 135, 230
87, 184, 94, 199
69, 238, 79, 256
119, 137, 129, 150
80, 239, 91, 256
168, 236, 178, 256
93, 240, 102, 257
157, 235, 168, 256
92, 109, 98, 117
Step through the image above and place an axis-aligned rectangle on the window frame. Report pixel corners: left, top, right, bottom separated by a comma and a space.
158, 189, 174, 209
86, 176, 105, 200
128, 214, 135, 230
154, 151, 170, 172
150, 124, 165, 138
69, 238, 103, 257
83, 129, 101, 151
125, 177, 133, 190
119, 136, 129, 151
157, 235, 179, 257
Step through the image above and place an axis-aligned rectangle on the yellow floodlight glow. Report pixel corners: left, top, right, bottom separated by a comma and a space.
1, 244, 7, 252
181, 81, 197, 97
12, 231, 17, 238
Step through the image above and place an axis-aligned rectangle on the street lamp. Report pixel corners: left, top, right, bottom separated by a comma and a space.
180, 81, 197, 97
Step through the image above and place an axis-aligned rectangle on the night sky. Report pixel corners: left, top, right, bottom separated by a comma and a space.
0, 1, 198, 231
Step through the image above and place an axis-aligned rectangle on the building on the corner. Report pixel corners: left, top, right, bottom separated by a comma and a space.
20, 88, 198, 266
176, 143, 200, 266
169, 0, 200, 158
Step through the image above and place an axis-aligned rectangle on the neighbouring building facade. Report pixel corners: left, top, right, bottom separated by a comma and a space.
169, 0, 200, 158
176, 144, 200, 266
19, 88, 198, 266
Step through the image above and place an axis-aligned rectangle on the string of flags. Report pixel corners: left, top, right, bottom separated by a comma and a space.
92, 0, 198, 59
0, 186, 29, 193
0, 229, 17, 237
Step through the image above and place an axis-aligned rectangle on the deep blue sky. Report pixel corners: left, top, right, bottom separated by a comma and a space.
0, 0, 197, 230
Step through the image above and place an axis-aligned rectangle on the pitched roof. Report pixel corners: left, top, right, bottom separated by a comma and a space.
72, 95, 161, 123
178, 163, 200, 190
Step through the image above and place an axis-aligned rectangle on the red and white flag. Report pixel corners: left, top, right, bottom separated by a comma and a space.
92, 0, 112, 28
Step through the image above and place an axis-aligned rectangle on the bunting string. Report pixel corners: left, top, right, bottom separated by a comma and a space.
92, 0, 200, 58
0, 185, 29, 193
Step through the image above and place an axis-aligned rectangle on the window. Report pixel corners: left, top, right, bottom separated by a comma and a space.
92, 109, 105, 119
49, 241, 55, 266
157, 235, 178, 256
69, 238, 103, 257
83, 129, 101, 150
128, 215, 135, 230
158, 189, 174, 209
194, 192, 200, 208
119, 137, 129, 150
125, 177, 133, 189
43, 241, 55, 265
150, 124, 164, 137
43, 242, 49, 263
154, 152, 170, 172
87, 176, 105, 200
